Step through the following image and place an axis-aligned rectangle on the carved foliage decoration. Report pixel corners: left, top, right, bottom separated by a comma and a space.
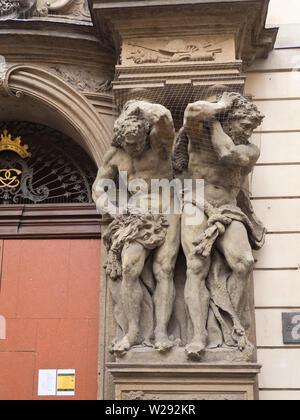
49, 65, 112, 93
0, 0, 90, 19
37, 0, 90, 18
0, 0, 39, 18
0, 0, 23, 18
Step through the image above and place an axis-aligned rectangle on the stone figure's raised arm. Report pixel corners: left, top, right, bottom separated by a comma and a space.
125, 100, 175, 155
211, 120, 260, 171
183, 92, 234, 136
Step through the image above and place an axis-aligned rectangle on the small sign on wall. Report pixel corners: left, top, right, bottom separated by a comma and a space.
282, 312, 300, 344
57, 370, 76, 396
38, 369, 75, 396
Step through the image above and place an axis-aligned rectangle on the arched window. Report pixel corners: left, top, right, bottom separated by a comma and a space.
0, 122, 100, 238
0, 122, 97, 205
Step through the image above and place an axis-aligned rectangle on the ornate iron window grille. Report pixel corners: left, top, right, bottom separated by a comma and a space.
0, 122, 97, 205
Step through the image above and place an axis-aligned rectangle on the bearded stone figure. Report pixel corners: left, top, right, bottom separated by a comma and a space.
93, 92, 265, 364
173, 92, 265, 361
93, 100, 180, 357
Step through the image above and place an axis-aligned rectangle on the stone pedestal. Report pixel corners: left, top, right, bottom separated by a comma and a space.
107, 362, 261, 401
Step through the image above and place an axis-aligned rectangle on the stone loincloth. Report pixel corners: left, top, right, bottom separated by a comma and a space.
103, 213, 169, 282
192, 190, 266, 351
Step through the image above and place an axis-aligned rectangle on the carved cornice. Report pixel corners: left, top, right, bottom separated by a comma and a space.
0, 19, 115, 72
89, 0, 278, 68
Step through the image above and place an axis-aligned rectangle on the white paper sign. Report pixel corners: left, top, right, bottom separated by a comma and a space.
38, 370, 57, 396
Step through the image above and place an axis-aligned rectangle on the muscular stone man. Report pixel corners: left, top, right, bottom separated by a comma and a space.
177, 92, 264, 360
93, 100, 180, 355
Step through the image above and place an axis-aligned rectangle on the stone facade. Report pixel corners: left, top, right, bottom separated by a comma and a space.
0, 0, 298, 401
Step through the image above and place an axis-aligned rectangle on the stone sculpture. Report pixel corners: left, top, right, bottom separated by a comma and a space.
173, 91, 265, 360
93, 100, 180, 356
0, 0, 37, 18
0, 0, 86, 19
94, 91, 265, 363
126, 39, 220, 64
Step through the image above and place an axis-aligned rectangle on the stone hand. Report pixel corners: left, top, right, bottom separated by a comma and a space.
219, 91, 235, 113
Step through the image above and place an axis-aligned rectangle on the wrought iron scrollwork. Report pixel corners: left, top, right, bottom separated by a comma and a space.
0, 122, 97, 205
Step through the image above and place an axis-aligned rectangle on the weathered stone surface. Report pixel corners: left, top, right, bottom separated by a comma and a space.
175, 91, 265, 360
107, 362, 261, 401
94, 92, 265, 365
0, 0, 90, 19
93, 100, 181, 357
90, 0, 278, 67
0, 0, 36, 19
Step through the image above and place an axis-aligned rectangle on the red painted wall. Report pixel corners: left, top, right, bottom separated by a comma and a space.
0, 239, 101, 400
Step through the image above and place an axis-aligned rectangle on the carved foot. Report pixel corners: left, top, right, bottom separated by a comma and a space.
232, 323, 247, 351
154, 334, 173, 353
185, 340, 206, 361
113, 333, 142, 357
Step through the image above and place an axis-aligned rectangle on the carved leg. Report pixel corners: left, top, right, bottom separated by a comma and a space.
181, 205, 211, 360
184, 254, 211, 360
153, 215, 180, 352
217, 220, 255, 330
113, 242, 147, 356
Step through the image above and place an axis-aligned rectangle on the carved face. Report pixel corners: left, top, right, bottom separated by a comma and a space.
230, 117, 255, 145
137, 219, 167, 249
122, 126, 148, 157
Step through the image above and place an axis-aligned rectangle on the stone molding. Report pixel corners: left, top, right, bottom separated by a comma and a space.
0, 19, 115, 72
107, 362, 261, 400
0, 65, 112, 165
90, 0, 278, 67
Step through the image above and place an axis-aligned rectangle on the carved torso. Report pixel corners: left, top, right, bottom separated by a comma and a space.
110, 144, 174, 213
113, 146, 173, 186
187, 127, 248, 206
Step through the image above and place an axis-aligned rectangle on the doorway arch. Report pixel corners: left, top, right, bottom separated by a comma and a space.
0, 64, 112, 166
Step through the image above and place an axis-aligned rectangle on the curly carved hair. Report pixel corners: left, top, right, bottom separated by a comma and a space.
222, 92, 264, 129
173, 93, 264, 173
111, 101, 151, 148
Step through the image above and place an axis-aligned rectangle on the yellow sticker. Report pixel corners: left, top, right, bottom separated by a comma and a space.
57, 374, 75, 391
